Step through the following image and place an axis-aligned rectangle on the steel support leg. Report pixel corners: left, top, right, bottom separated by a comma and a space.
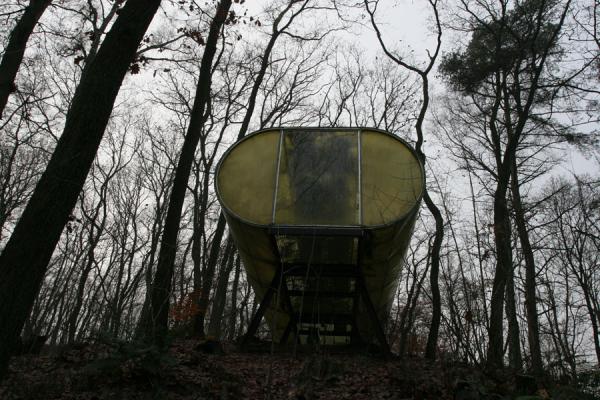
356, 271, 391, 355
241, 267, 282, 348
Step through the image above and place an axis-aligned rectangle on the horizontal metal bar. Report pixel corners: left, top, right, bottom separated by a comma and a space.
298, 328, 352, 337
294, 313, 354, 324
283, 264, 359, 277
269, 225, 364, 237
287, 290, 355, 298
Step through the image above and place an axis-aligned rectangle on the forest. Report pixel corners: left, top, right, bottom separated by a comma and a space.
0, 0, 599, 398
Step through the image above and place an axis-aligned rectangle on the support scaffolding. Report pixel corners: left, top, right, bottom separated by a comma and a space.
241, 228, 390, 354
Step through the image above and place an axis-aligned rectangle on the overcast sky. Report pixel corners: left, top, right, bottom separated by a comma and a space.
235, 1, 598, 178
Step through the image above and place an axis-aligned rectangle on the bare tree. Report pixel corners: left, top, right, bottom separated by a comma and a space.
0, 0, 51, 118
365, 0, 445, 360
0, 0, 162, 380
207, 238, 235, 338
142, 0, 233, 346
542, 177, 600, 366
439, 0, 573, 370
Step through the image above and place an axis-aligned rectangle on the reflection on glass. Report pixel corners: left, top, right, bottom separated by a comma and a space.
274, 130, 359, 225
360, 131, 423, 225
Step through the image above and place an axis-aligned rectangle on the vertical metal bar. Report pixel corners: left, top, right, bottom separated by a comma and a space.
280, 318, 294, 344
272, 128, 284, 224
267, 234, 298, 344
351, 236, 363, 345
357, 129, 362, 226
241, 266, 282, 348
357, 268, 391, 356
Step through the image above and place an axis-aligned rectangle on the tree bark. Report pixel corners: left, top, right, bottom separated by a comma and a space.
581, 282, 600, 366
227, 256, 241, 340
0, 0, 51, 119
135, 191, 168, 339
0, 0, 161, 380
207, 239, 235, 338
510, 158, 543, 374
423, 189, 443, 360
411, 73, 444, 361
486, 74, 510, 370
505, 261, 522, 370
190, 164, 210, 336
192, 215, 227, 336
487, 179, 512, 369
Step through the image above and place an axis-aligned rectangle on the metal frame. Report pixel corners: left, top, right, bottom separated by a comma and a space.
214, 126, 425, 231
271, 128, 284, 224
241, 228, 391, 355
241, 234, 298, 348
358, 128, 363, 225
267, 225, 364, 237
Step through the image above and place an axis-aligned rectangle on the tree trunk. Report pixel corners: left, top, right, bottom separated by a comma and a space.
0, 0, 51, 119
505, 262, 522, 370
142, 0, 232, 347
510, 159, 543, 374
486, 74, 510, 371
487, 181, 511, 369
581, 287, 600, 365
363, 0, 443, 359
192, 215, 227, 337
423, 189, 443, 360
207, 239, 235, 338
227, 256, 241, 340
193, 2, 300, 338
67, 259, 94, 343
412, 74, 444, 361
235, 1, 296, 139
398, 270, 420, 357
0, 0, 161, 380
190, 164, 210, 336
67, 193, 107, 343
135, 200, 166, 339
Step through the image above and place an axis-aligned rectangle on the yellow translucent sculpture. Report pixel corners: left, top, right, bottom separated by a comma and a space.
216, 128, 423, 345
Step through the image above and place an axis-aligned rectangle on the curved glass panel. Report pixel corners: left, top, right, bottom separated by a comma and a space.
274, 129, 359, 225
361, 130, 422, 226
217, 130, 279, 224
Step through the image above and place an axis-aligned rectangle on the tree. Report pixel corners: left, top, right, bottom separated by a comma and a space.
226, 255, 241, 340
439, 0, 573, 371
142, 0, 233, 346
542, 177, 600, 367
145, 0, 330, 343
0, 0, 162, 380
0, 0, 51, 119
311, 47, 418, 130
207, 238, 235, 338
365, 0, 445, 360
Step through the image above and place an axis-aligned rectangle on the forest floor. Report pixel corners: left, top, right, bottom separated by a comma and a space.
0, 338, 597, 400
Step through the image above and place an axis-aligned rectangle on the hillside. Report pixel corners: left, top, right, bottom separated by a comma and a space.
1, 339, 597, 400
